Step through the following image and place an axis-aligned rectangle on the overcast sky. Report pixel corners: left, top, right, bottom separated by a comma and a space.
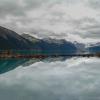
0, 0, 100, 43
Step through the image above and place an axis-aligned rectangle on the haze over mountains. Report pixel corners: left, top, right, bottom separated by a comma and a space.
0, 26, 99, 54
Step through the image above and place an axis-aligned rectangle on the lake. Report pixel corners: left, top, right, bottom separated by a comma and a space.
0, 57, 100, 100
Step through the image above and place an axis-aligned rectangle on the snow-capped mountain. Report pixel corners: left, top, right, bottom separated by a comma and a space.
22, 33, 81, 55
0, 26, 99, 55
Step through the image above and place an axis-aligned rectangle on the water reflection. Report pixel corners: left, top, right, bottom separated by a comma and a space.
0, 59, 29, 74
0, 57, 100, 100
0, 56, 70, 74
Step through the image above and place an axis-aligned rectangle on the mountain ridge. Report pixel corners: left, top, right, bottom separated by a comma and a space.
0, 26, 99, 55
0, 26, 35, 50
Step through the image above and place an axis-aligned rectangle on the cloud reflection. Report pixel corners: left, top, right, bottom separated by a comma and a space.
0, 57, 100, 100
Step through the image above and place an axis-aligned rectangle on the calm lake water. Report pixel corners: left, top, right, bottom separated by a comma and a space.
0, 57, 100, 100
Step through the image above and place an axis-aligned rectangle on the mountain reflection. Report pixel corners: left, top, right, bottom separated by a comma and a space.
0, 59, 30, 74
0, 56, 71, 74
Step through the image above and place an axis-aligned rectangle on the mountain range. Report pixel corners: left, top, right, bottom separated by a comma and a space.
0, 26, 99, 55
22, 33, 79, 55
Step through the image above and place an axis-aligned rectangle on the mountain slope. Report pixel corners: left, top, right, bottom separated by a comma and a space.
0, 26, 84, 55
22, 33, 39, 43
0, 26, 35, 50
22, 34, 78, 55
88, 43, 100, 54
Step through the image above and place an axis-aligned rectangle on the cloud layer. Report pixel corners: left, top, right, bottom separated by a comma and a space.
0, 0, 100, 43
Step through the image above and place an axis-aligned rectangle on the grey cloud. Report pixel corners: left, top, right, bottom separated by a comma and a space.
88, 0, 100, 9
0, 0, 47, 18
0, 0, 25, 18
0, 0, 100, 42
24, 0, 48, 9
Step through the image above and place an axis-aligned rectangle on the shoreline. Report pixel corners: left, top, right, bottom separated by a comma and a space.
0, 54, 99, 59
